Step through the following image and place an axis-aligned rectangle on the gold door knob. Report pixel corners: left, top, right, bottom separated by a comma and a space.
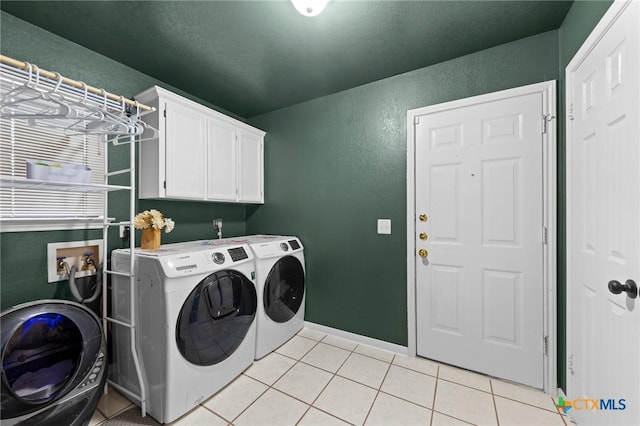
418, 249, 428, 258
419, 232, 428, 241
419, 214, 428, 222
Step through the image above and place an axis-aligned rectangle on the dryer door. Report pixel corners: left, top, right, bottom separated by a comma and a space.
263, 256, 305, 323
1, 301, 103, 420
176, 270, 257, 366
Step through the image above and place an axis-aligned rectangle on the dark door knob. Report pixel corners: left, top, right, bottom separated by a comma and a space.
608, 279, 638, 299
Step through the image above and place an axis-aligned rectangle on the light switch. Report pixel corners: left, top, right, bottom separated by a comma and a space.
377, 219, 391, 235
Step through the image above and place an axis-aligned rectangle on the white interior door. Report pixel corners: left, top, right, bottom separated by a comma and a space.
567, 1, 639, 425
414, 84, 552, 388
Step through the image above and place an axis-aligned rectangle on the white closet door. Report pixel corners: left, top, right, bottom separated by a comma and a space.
165, 100, 207, 200
207, 117, 237, 202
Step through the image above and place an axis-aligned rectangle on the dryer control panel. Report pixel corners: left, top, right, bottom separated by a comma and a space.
228, 247, 249, 262
251, 238, 304, 259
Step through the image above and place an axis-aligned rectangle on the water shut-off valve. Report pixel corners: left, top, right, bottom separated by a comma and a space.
214, 218, 223, 239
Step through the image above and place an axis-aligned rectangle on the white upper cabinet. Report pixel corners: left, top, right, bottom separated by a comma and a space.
165, 98, 208, 199
207, 116, 237, 202
135, 86, 265, 203
238, 129, 264, 203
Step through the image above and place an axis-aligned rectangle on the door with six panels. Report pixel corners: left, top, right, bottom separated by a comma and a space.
414, 85, 549, 388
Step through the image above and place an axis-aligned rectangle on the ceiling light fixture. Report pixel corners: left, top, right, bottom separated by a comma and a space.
290, 0, 330, 17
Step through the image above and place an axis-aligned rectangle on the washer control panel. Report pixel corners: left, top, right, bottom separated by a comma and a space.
79, 351, 104, 389
150, 243, 254, 277
228, 246, 249, 262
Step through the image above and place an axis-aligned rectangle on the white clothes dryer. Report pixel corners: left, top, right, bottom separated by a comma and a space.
231, 235, 306, 359
110, 240, 257, 424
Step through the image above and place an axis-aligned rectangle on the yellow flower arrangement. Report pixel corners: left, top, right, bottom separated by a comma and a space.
134, 209, 175, 233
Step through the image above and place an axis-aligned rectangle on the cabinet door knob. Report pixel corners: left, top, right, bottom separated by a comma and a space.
419, 214, 428, 222
419, 232, 428, 241
418, 249, 428, 258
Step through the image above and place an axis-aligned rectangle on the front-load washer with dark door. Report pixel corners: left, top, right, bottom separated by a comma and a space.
1, 300, 107, 426
110, 240, 257, 424
238, 235, 306, 359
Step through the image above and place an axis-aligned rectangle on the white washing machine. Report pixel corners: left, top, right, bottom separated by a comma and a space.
226, 235, 306, 359
110, 240, 257, 424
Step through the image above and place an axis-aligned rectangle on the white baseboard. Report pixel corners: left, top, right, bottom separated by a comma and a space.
303, 321, 409, 356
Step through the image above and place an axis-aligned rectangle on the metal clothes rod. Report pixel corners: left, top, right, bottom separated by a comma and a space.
0, 54, 153, 112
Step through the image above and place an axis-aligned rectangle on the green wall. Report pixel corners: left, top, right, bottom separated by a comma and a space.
0, 12, 247, 310
247, 30, 560, 346
556, 0, 613, 393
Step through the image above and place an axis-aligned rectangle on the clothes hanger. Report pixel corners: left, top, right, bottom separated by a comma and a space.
1, 62, 154, 140
64, 90, 132, 137
104, 100, 160, 145
1, 65, 71, 120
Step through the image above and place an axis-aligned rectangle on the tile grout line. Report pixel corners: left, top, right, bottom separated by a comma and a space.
493, 393, 570, 415
227, 337, 323, 425
289, 335, 324, 426
361, 352, 395, 425
490, 379, 501, 426
97, 390, 135, 422
225, 332, 367, 425
428, 363, 440, 426
308, 351, 445, 413
430, 409, 478, 425
300, 335, 362, 425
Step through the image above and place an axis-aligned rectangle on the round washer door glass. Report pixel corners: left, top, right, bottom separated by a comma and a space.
176, 270, 257, 366
264, 255, 305, 323
2, 313, 83, 404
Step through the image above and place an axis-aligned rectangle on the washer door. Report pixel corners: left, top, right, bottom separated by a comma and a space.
176, 270, 257, 366
1, 301, 103, 420
263, 256, 305, 323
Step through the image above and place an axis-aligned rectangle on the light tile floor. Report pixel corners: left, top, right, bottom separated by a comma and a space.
91, 328, 572, 426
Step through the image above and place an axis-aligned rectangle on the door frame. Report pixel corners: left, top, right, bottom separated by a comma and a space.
406, 81, 557, 394
565, 0, 634, 405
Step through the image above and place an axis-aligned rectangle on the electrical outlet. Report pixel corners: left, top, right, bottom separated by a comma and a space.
377, 219, 392, 235
119, 224, 130, 238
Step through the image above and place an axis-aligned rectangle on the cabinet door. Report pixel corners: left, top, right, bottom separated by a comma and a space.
237, 130, 264, 203
165, 100, 207, 199
207, 117, 237, 201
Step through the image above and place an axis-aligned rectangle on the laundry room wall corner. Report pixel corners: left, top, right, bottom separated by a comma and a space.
247, 30, 559, 347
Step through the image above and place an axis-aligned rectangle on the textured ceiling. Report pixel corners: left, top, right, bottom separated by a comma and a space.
1, 1, 572, 117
